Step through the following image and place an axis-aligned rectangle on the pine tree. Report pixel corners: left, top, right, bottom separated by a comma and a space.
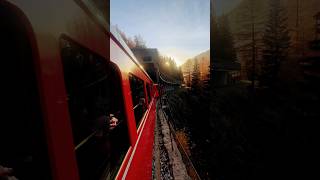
115, 26, 136, 48
191, 58, 201, 93
178, 67, 184, 83
183, 59, 193, 87
218, 15, 237, 62
210, 12, 237, 87
234, 0, 265, 89
260, 0, 290, 86
210, 0, 220, 88
133, 35, 146, 48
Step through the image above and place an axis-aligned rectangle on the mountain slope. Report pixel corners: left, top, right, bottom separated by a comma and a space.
181, 50, 210, 85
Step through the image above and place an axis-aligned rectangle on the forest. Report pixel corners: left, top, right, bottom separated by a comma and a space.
166, 0, 319, 179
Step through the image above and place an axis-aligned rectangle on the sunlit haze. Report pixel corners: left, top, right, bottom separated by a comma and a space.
111, 0, 210, 66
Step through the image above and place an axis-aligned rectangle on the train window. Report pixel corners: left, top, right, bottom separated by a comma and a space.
129, 74, 147, 127
146, 83, 152, 104
1, 10, 51, 180
60, 36, 129, 180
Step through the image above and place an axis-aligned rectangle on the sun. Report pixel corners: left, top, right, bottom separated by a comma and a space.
168, 55, 182, 66
175, 59, 183, 67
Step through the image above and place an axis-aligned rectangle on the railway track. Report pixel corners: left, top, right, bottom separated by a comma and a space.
153, 96, 201, 180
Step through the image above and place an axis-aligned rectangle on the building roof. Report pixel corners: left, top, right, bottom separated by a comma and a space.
131, 48, 161, 82
110, 26, 152, 80
131, 48, 160, 64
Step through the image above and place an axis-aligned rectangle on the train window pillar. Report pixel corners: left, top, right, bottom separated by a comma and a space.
60, 37, 129, 179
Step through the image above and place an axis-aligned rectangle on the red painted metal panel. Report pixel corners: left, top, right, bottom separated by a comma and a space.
124, 100, 156, 179
116, 147, 133, 179
111, 32, 157, 179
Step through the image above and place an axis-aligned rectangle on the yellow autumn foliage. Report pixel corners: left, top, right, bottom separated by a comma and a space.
176, 130, 191, 156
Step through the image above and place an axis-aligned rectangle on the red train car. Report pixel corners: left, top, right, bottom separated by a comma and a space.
0, 0, 158, 179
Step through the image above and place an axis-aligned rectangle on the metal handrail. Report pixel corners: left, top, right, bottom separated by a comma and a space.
133, 104, 140, 110
75, 130, 98, 151
157, 69, 181, 85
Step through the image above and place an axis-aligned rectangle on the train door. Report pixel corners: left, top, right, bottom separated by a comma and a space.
0, 5, 52, 180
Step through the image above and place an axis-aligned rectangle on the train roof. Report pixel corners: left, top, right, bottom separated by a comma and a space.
109, 26, 153, 82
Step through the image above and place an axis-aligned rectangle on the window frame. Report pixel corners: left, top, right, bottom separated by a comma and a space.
59, 35, 130, 179
128, 73, 148, 128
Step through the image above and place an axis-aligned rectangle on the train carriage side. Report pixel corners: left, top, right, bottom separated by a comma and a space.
1, 0, 157, 179
110, 29, 157, 180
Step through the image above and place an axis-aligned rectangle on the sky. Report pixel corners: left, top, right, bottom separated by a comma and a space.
111, 0, 210, 66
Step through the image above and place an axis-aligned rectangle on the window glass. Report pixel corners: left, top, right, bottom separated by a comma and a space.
129, 74, 147, 127
60, 37, 129, 179
146, 83, 152, 104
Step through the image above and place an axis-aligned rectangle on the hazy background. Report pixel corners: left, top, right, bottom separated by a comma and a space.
111, 0, 210, 66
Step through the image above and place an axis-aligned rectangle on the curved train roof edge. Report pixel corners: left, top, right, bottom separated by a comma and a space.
109, 25, 153, 82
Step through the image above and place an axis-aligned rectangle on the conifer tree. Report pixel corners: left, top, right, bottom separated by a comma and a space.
210, 0, 220, 87
235, 0, 265, 89
218, 15, 237, 62
191, 58, 201, 92
260, 0, 290, 86
133, 35, 146, 48
210, 12, 237, 87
